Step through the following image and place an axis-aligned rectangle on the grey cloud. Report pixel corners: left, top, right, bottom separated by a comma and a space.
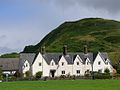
80, 0, 120, 13
0, 35, 6, 39
0, 47, 20, 55
50, 0, 120, 13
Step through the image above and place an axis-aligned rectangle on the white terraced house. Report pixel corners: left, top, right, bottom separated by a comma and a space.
19, 45, 114, 77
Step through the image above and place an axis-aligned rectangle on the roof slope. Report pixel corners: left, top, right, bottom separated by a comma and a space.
0, 58, 19, 71
19, 52, 110, 66
19, 53, 37, 65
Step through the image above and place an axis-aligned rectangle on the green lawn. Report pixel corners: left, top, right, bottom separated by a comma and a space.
0, 80, 120, 90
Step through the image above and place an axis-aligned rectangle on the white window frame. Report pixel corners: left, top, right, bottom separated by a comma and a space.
61, 71, 65, 74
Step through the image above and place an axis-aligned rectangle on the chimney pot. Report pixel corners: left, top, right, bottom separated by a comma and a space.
41, 46, 45, 55
84, 45, 88, 54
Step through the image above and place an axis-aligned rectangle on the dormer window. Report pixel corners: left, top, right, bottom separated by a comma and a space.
39, 63, 41, 66
23, 65, 25, 68
26, 64, 28, 67
77, 62, 79, 65
52, 62, 54, 66
87, 62, 89, 65
98, 61, 101, 65
106, 62, 108, 65
62, 62, 64, 66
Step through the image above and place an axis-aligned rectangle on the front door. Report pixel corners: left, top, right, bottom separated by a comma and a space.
50, 70, 55, 78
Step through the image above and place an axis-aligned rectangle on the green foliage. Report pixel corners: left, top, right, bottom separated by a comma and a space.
104, 68, 110, 74
71, 75, 75, 80
0, 68, 2, 74
35, 72, 42, 79
43, 77, 47, 81
25, 71, 30, 77
85, 74, 91, 77
0, 53, 20, 58
60, 75, 66, 79
14, 72, 21, 77
93, 74, 111, 79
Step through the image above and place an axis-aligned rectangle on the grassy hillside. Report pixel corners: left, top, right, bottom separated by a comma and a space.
23, 18, 120, 65
0, 53, 20, 58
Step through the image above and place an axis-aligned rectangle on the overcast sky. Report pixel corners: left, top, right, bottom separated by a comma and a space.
0, 0, 120, 55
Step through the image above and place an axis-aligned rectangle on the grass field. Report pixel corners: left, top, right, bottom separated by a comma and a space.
0, 80, 120, 90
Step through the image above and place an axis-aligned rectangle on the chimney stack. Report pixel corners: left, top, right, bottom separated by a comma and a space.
84, 45, 88, 54
63, 45, 67, 55
41, 46, 45, 55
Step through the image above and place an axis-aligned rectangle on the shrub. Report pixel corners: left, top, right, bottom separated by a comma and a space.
71, 75, 75, 80
60, 75, 66, 79
43, 77, 47, 81
25, 71, 30, 77
20, 73, 24, 78
117, 69, 120, 74
104, 68, 110, 74
36, 72, 42, 79
14, 72, 21, 77
66, 73, 70, 78
9, 76, 17, 80
85, 74, 91, 77
114, 74, 120, 78
93, 74, 111, 79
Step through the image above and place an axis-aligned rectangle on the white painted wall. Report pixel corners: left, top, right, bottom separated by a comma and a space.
73, 55, 84, 76
32, 53, 50, 77
84, 58, 92, 74
56, 56, 72, 76
22, 60, 30, 74
93, 53, 113, 73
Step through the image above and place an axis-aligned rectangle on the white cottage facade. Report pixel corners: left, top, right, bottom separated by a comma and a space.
19, 45, 114, 77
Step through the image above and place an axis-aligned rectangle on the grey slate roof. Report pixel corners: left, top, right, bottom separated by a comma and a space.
42, 53, 62, 65
99, 52, 110, 64
19, 52, 110, 66
40, 52, 110, 65
19, 53, 37, 65
0, 58, 19, 71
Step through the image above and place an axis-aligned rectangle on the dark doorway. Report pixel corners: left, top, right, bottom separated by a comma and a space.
50, 70, 56, 78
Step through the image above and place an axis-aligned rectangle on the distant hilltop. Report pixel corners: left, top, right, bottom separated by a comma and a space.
22, 18, 120, 53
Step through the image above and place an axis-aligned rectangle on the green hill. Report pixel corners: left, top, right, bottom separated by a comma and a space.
0, 53, 20, 58
23, 18, 120, 65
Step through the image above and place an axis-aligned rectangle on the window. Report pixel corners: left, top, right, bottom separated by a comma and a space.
77, 62, 79, 65
87, 62, 89, 65
76, 70, 80, 74
23, 65, 25, 68
61, 71, 65, 74
98, 61, 101, 65
98, 69, 102, 73
62, 62, 64, 66
39, 63, 41, 66
106, 62, 108, 65
52, 62, 54, 66
26, 64, 28, 67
